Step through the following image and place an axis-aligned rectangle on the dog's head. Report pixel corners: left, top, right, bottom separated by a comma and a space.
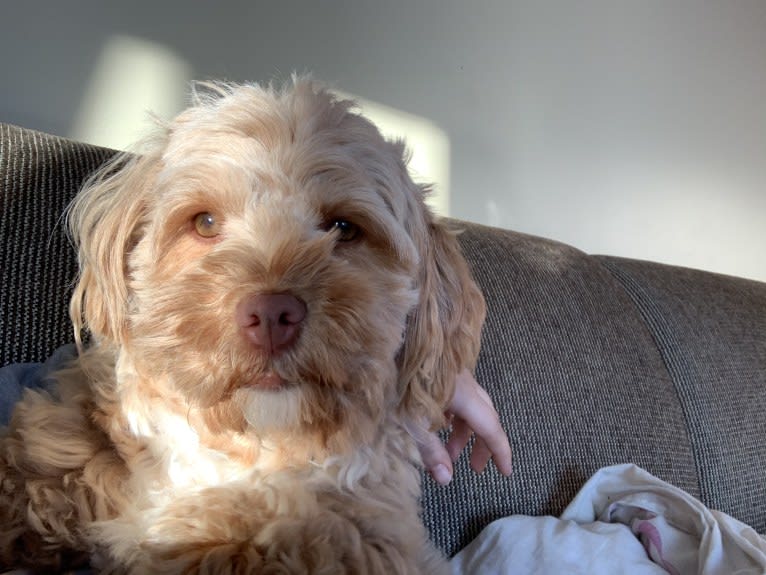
69, 77, 485, 448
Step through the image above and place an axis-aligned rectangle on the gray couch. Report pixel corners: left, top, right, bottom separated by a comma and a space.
2, 122, 765, 560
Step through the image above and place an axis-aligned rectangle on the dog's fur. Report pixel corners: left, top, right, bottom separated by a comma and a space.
0, 77, 485, 573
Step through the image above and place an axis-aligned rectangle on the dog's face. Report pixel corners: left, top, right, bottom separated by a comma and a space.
69, 78, 485, 448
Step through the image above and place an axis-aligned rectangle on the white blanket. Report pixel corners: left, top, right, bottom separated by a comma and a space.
451, 464, 766, 575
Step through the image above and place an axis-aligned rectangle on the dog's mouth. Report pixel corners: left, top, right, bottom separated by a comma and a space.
247, 371, 289, 391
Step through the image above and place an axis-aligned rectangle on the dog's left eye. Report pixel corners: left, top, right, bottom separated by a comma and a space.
325, 219, 360, 242
193, 212, 222, 238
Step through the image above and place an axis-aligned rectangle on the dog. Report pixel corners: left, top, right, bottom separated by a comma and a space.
0, 77, 485, 573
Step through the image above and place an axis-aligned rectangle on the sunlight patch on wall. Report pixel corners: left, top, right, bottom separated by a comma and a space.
339, 93, 451, 217
69, 39, 449, 215
70, 35, 191, 150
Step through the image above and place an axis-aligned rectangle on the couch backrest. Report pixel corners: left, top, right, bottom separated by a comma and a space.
0, 123, 116, 366
2, 123, 765, 557
420, 222, 766, 554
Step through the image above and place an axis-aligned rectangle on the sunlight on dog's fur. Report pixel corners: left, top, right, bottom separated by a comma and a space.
0, 77, 485, 573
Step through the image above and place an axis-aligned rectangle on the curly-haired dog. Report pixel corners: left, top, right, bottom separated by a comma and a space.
0, 77, 485, 573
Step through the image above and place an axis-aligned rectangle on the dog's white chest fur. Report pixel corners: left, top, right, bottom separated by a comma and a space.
157, 412, 248, 489
120, 395, 252, 502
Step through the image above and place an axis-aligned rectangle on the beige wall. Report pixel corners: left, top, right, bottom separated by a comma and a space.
2, 0, 764, 281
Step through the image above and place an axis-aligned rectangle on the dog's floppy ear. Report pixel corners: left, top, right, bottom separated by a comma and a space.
68, 151, 156, 347
398, 203, 487, 430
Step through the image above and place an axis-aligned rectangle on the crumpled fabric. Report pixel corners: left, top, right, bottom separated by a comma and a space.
451, 464, 766, 574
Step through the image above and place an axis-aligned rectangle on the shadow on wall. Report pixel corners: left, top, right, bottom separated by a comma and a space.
68, 35, 451, 216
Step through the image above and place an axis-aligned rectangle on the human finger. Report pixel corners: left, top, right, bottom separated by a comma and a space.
445, 416, 472, 462
405, 419, 454, 485
450, 374, 512, 476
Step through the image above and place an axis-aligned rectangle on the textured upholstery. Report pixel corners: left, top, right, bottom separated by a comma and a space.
0, 123, 116, 366
421, 226, 700, 553
596, 256, 766, 535
2, 123, 765, 558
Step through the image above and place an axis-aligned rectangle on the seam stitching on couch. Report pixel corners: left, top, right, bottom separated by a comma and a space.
595, 256, 705, 500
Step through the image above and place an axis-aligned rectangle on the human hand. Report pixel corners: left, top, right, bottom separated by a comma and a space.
410, 369, 512, 485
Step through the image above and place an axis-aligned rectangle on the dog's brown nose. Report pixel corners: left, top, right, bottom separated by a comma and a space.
235, 293, 307, 355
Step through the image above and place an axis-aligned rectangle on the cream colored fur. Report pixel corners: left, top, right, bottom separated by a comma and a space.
0, 77, 485, 573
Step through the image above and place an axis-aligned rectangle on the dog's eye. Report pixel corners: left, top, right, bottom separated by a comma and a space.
325, 219, 360, 242
193, 212, 221, 238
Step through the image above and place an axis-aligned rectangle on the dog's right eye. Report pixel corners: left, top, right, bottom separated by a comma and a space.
193, 212, 221, 238
324, 219, 360, 242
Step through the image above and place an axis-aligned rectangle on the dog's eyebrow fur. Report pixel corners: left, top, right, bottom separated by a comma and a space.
373, 186, 397, 219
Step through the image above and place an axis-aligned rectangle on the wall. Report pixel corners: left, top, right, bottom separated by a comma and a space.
2, 0, 764, 281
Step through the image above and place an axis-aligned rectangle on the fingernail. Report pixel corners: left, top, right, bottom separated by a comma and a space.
433, 464, 452, 485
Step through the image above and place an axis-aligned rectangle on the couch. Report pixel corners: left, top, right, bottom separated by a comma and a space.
2, 122, 765, 560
